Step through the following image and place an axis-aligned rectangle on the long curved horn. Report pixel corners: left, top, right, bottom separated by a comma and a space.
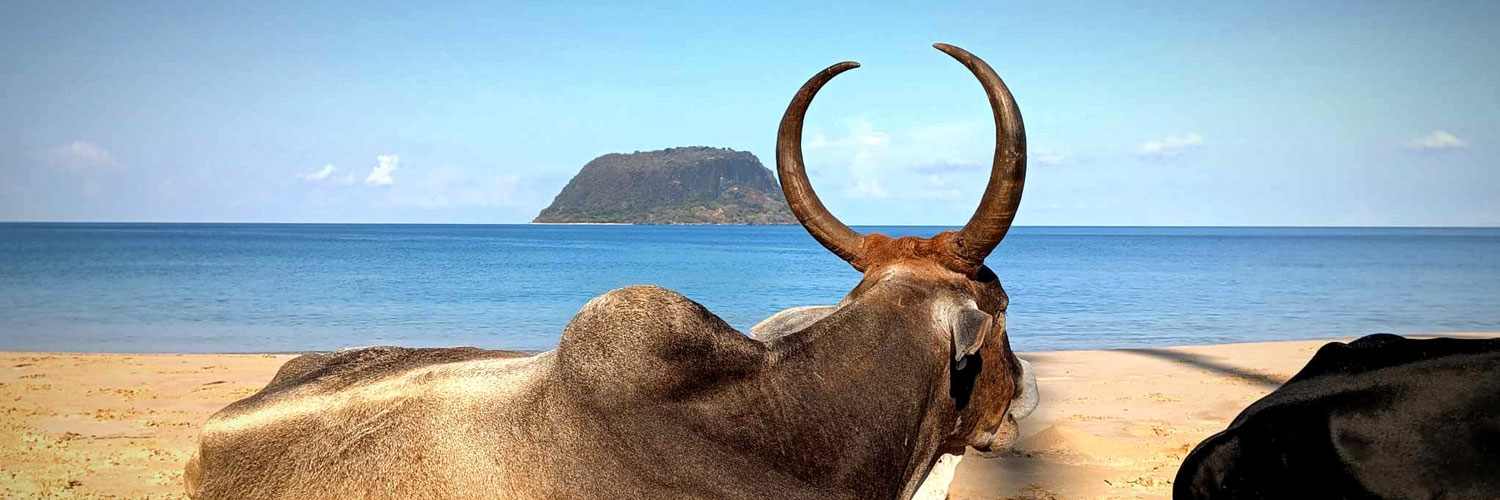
777, 61, 866, 268
935, 43, 1027, 272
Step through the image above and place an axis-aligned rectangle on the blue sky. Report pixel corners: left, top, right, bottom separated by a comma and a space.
2, 1, 1495, 225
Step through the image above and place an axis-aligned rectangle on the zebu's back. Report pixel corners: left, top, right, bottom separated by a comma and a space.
186, 286, 782, 500
187, 346, 546, 499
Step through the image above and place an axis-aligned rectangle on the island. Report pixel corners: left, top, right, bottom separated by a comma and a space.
533, 146, 797, 225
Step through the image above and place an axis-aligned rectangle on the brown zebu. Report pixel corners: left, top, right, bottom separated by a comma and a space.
186, 43, 1037, 500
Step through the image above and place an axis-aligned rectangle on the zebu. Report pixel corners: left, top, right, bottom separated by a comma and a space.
187, 43, 1038, 500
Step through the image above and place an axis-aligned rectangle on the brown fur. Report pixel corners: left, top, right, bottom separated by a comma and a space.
187, 231, 1027, 500
855, 231, 973, 276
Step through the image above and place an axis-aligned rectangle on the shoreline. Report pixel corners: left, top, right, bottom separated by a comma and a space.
3, 331, 1495, 356
2, 332, 1495, 499
525, 222, 798, 225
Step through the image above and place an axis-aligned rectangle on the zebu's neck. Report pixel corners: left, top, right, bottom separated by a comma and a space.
549, 284, 953, 499
753, 290, 956, 498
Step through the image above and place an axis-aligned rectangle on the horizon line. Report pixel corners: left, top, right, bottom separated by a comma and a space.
2, 221, 1497, 229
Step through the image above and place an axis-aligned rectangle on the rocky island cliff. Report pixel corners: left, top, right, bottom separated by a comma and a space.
533, 147, 796, 225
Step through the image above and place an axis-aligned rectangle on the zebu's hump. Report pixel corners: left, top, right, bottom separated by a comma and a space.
262, 346, 530, 395
557, 285, 766, 400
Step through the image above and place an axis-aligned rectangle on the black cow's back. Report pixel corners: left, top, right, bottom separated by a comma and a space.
1175, 334, 1500, 500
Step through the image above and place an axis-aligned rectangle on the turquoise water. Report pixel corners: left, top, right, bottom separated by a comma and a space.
0, 223, 1496, 353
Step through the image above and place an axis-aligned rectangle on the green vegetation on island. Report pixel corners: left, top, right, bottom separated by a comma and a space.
533, 147, 796, 225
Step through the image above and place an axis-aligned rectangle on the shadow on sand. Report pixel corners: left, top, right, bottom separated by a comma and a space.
957, 347, 1295, 498
1118, 348, 1288, 389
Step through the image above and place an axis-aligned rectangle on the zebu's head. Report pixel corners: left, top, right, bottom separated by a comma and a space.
777, 43, 1038, 454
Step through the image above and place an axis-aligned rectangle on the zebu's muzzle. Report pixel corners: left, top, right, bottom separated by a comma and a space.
972, 358, 1039, 455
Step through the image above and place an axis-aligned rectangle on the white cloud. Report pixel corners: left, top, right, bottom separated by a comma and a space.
383, 166, 539, 209
303, 164, 336, 181
47, 141, 113, 169
301, 164, 358, 185
903, 120, 990, 168
906, 174, 962, 200
806, 117, 898, 202
913, 162, 982, 174
800, 117, 1002, 207
807, 133, 831, 149
1137, 133, 1204, 159
807, 118, 892, 150
809, 118, 992, 172
1405, 131, 1466, 151
1035, 150, 1069, 166
843, 179, 889, 200
39, 141, 115, 196
365, 154, 398, 186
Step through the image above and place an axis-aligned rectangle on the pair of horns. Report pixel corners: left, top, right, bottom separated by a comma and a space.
777, 43, 1026, 273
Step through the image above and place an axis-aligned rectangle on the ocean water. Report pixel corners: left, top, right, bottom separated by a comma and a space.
0, 223, 1496, 353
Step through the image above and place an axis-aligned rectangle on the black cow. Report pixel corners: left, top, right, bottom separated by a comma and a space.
1175, 333, 1500, 500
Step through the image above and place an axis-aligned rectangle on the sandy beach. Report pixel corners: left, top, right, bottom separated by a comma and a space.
3, 333, 1494, 500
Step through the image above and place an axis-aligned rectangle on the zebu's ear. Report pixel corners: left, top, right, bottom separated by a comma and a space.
950, 307, 993, 370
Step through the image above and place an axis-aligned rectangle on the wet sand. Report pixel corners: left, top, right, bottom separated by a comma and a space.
3, 333, 1493, 499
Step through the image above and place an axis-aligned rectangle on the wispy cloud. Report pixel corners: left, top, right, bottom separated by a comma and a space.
384, 167, 540, 209
913, 162, 982, 175
807, 117, 898, 202
303, 164, 336, 181
807, 118, 890, 150
802, 118, 1075, 208
1137, 133, 1204, 159
365, 154, 398, 186
843, 179, 889, 200
46, 141, 113, 170
1405, 131, 1466, 151
907, 174, 962, 200
807, 117, 995, 205
302, 164, 357, 185
1035, 150, 1069, 166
